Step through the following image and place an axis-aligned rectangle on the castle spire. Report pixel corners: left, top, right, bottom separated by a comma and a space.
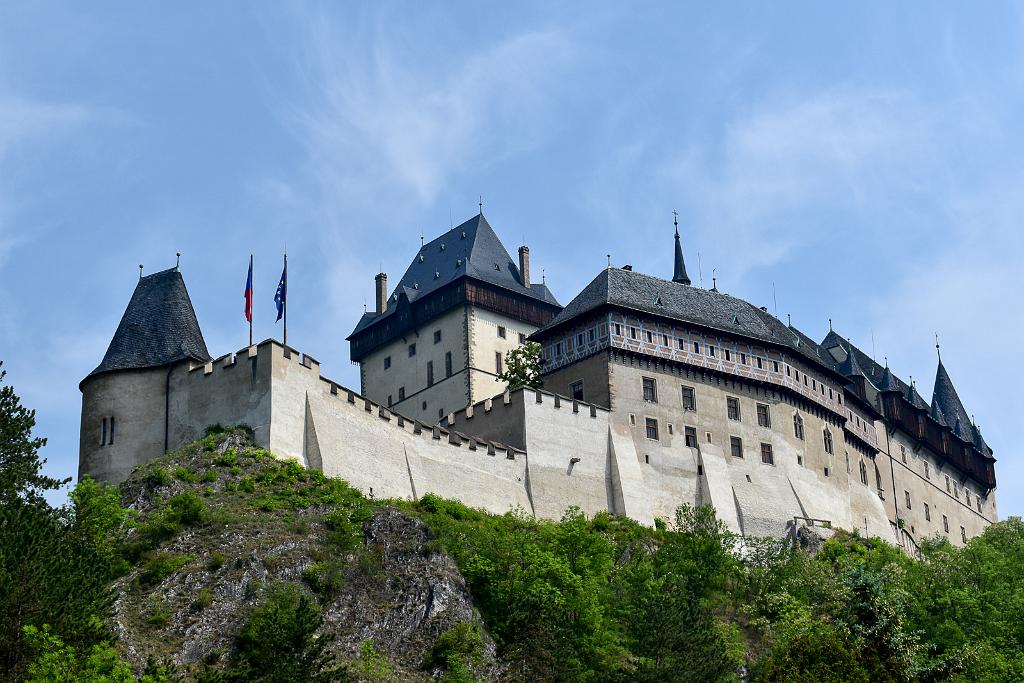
672, 211, 691, 285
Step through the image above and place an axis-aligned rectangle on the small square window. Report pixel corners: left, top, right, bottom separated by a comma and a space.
433, 330, 442, 344
684, 426, 697, 448
408, 343, 417, 357
693, 341, 700, 353
760, 443, 774, 465
398, 386, 406, 401
497, 325, 506, 339
645, 418, 659, 440
730, 436, 743, 458
384, 356, 391, 370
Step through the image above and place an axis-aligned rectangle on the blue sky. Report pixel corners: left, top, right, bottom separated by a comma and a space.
1, 3, 1020, 516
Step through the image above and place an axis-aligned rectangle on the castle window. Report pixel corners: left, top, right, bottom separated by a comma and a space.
445, 352, 453, 378
408, 343, 416, 357
838, 395, 843, 405
519, 333, 526, 344
642, 377, 658, 403
556, 342, 563, 355
943, 515, 949, 533
786, 365, 791, 377
100, 418, 107, 446
495, 352, 503, 374
760, 443, 774, 465
630, 327, 638, 339
709, 346, 716, 357
645, 418, 659, 440
706, 432, 712, 443
756, 357, 763, 369
685, 426, 697, 448
434, 330, 442, 344
614, 323, 622, 336
773, 361, 780, 373
725, 349, 732, 361
398, 386, 406, 401
730, 436, 743, 458
677, 338, 685, 350
757, 403, 771, 428
727, 396, 741, 421
901, 445, 907, 464
823, 428, 834, 455
953, 483, 960, 500
629, 413, 636, 425
427, 361, 434, 386
740, 352, 747, 365
793, 413, 805, 440
905, 490, 912, 509
589, 329, 595, 342
439, 408, 444, 420
577, 333, 585, 347
824, 466, 831, 477
681, 385, 696, 411
570, 381, 584, 401
497, 325, 506, 339
977, 498, 983, 513
693, 341, 700, 354
804, 375, 809, 386
924, 462, 930, 479
109, 417, 115, 445
966, 490, 972, 506
828, 388, 833, 400
668, 424, 673, 434
946, 475, 951, 492
384, 356, 391, 370
812, 379, 816, 391
961, 526, 967, 544
645, 331, 653, 343
662, 334, 669, 346
860, 460, 868, 485
925, 502, 931, 521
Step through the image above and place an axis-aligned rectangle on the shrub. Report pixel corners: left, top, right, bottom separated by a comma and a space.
214, 450, 238, 467
166, 491, 207, 526
353, 639, 395, 683
145, 466, 170, 488
138, 552, 191, 588
174, 466, 197, 483
207, 552, 226, 571
201, 470, 218, 483
230, 583, 346, 682
193, 589, 213, 612
425, 622, 483, 680
303, 562, 345, 598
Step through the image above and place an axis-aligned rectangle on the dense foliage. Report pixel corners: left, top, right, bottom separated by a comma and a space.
2, 366, 1023, 681
497, 341, 544, 391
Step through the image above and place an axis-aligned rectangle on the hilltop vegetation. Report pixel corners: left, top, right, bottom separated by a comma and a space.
2, 366, 1024, 681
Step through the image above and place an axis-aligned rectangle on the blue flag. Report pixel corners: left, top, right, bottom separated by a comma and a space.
274, 259, 287, 322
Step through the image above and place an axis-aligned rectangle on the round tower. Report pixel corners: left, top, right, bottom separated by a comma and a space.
79, 267, 211, 484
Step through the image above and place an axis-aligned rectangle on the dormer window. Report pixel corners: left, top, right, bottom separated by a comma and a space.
440, 243, 446, 251
493, 263, 500, 271
418, 254, 425, 262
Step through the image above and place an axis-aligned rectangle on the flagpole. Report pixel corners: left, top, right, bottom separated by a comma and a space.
249, 254, 253, 348
283, 252, 288, 349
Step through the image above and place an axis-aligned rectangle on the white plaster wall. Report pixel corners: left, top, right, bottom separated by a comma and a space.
467, 307, 538, 404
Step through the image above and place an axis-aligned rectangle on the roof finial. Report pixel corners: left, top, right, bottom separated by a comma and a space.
673, 209, 679, 237
420, 230, 424, 248
607, 253, 611, 268
711, 267, 717, 292
828, 317, 832, 331
176, 252, 181, 270
478, 195, 483, 215
139, 264, 144, 279
935, 332, 941, 361
542, 268, 546, 285
787, 313, 791, 326
884, 355, 888, 368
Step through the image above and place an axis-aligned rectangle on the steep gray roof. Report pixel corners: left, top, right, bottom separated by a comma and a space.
536, 267, 842, 377
672, 226, 690, 285
349, 213, 560, 337
85, 268, 211, 382
933, 360, 988, 452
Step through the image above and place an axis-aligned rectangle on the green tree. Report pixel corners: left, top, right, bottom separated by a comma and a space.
228, 583, 347, 682
497, 341, 543, 391
0, 361, 68, 505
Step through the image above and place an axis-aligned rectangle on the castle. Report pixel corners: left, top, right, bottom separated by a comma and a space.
79, 213, 997, 549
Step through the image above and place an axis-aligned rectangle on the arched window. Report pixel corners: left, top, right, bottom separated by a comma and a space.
793, 412, 805, 440
823, 427, 833, 455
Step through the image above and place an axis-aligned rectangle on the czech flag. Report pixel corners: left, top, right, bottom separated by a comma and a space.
244, 256, 253, 322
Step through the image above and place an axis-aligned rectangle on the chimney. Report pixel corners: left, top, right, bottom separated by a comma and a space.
518, 245, 530, 288
374, 272, 388, 314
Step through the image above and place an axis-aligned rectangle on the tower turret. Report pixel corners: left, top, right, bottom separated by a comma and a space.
79, 266, 211, 484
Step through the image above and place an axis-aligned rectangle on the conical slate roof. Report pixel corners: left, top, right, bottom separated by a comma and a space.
837, 341, 866, 379
932, 360, 988, 451
672, 225, 691, 285
348, 213, 560, 337
85, 267, 211, 382
905, 381, 930, 411
878, 365, 900, 392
